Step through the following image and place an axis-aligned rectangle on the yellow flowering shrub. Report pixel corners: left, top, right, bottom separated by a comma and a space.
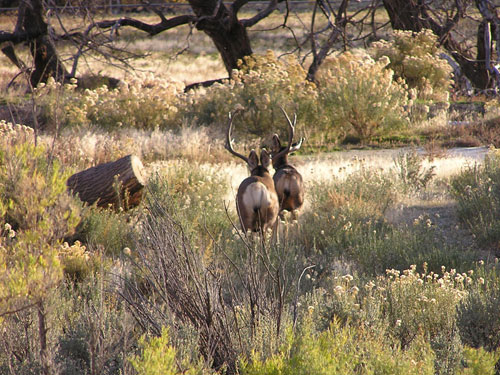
370, 29, 453, 103
450, 150, 500, 246
36, 75, 182, 130
33, 77, 87, 130
82, 76, 181, 130
0, 228, 63, 318
180, 50, 319, 136
59, 240, 104, 282
383, 265, 467, 346
0, 126, 80, 238
316, 51, 410, 141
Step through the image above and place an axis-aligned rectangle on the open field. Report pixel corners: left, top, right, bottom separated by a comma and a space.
1, 4, 500, 375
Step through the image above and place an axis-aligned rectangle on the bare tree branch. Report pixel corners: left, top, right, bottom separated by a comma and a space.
306, 0, 351, 82
90, 14, 195, 36
241, 0, 279, 28
231, 0, 249, 15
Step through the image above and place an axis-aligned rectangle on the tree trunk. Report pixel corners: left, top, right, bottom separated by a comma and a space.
13, 0, 69, 87
29, 34, 69, 87
67, 155, 146, 210
188, 0, 253, 75
382, 0, 425, 31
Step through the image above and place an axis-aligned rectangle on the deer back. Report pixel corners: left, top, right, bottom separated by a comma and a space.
273, 164, 304, 212
271, 132, 304, 213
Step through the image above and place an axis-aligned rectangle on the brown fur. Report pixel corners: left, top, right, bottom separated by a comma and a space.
271, 134, 304, 214
273, 166, 304, 212
236, 150, 279, 232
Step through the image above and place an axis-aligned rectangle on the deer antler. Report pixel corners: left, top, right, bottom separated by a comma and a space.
225, 112, 249, 163
272, 107, 297, 160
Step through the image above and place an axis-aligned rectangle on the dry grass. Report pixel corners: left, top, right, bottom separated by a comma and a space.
145, 140, 489, 215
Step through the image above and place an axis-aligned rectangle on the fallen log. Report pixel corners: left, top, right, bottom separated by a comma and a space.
67, 154, 146, 210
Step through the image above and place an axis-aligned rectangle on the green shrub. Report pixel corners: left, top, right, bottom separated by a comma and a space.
316, 51, 410, 141
147, 162, 231, 252
295, 169, 470, 275
0, 129, 81, 315
370, 29, 452, 103
240, 318, 435, 375
450, 150, 500, 246
130, 328, 210, 375
393, 149, 436, 193
458, 346, 500, 375
33, 77, 86, 131
54, 274, 137, 375
382, 266, 466, 373
309, 265, 471, 374
297, 167, 395, 255
364, 223, 475, 276
59, 240, 107, 282
76, 207, 136, 257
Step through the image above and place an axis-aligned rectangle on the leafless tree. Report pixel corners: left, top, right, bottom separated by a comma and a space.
1, 0, 287, 87
305, 0, 385, 82
0, 1, 384, 89
2, 0, 498, 93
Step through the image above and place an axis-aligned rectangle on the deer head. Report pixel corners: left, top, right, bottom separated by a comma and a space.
270, 107, 304, 168
225, 113, 279, 233
270, 108, 305, 216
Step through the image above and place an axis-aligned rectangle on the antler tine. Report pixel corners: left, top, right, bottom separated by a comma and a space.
289, 137, 304, 153
225, 112, 249, 164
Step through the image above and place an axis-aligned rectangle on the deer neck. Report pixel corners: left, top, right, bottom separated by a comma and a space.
250, 166, 271, 178
272, 155, 290, 171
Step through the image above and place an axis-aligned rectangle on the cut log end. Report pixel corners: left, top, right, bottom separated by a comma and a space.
129, 155, 146, 186
67, 154, 147, 210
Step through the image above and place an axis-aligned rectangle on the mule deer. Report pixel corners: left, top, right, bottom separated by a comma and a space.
270, 108, 304, 219
225, 113, 279, 233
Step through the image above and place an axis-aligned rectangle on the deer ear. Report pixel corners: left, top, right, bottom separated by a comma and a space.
260, 149, 272, 169
271, 134, 281, 153
248, 150, 259, 170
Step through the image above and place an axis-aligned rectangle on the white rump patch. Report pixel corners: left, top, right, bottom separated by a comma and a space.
242, 182, 271, 211
276, 177, 292, 195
